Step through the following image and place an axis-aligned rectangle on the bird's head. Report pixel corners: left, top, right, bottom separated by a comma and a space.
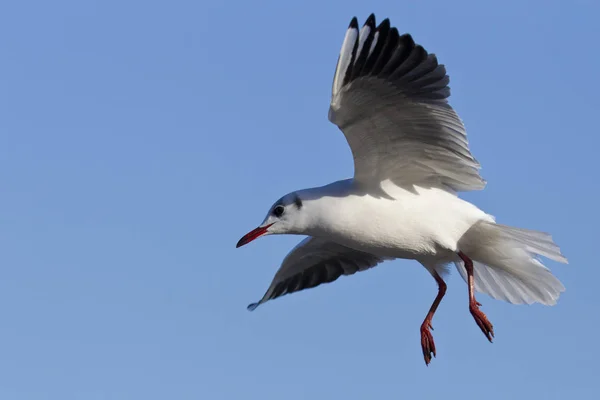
236, 192, 305, 248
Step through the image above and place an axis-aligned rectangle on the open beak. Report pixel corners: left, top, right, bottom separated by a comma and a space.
236, 223, 274, 248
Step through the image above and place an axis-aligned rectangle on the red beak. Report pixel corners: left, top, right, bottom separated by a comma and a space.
236, 223, 274, 248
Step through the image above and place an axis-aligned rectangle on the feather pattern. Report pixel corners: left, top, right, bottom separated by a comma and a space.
247, 237, 391, 310
328, 14, 485, 192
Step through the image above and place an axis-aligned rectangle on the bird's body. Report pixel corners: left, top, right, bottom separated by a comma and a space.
295, 179, 489, 261
236, 13, 568, 365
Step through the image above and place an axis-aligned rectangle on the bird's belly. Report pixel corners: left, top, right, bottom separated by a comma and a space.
316, 205, 440, 259
326, 222, 438, 260
310, 184, 489, 260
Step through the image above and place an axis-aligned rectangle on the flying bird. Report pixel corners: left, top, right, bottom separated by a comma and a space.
236, 14, 568, 365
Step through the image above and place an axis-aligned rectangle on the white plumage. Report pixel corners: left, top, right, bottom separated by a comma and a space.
236, 14, 568, 365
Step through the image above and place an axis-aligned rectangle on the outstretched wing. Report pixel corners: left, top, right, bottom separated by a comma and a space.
247, 237, 391, 311
328, 14, 485, 192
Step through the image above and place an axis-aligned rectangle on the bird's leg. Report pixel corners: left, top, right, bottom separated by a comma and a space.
458, 251, 494, 342
420, 271, 447, 365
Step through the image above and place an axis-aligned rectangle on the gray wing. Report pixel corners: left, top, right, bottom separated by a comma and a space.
328, 14, 485, 192
247, 237, 391, 311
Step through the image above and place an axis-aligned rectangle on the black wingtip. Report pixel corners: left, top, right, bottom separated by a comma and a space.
247, 302, 258, 311
400, 33, 416, 48
349, 17, 358, 29
377, 18, 390, 31
364, 13, 376, 28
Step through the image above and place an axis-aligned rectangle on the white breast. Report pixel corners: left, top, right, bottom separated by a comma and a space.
303, 180, 492, 259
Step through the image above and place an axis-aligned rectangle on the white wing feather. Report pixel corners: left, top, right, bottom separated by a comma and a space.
329, 15, 485, 192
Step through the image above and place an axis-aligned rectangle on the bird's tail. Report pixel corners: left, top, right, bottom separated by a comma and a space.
455, 220, 568, 306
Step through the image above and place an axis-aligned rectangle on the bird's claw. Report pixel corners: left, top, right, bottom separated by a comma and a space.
420, 321, 436, 365
470, 303, 494, 342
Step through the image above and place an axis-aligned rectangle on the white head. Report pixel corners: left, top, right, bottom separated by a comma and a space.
236, 192, 307, 248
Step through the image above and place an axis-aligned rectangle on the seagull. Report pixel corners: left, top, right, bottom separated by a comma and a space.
236, 14, 568, 365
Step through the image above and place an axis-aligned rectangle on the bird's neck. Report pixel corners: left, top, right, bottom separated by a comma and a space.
294, 179, 357, 236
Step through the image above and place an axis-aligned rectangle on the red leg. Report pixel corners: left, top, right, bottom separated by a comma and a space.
420, 271, 447, 365
458, 251, 494, 342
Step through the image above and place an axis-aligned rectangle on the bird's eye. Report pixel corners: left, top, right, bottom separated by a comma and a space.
273, 205, 285, 217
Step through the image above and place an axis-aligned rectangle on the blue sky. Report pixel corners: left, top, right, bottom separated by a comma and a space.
1, 0, 599, 398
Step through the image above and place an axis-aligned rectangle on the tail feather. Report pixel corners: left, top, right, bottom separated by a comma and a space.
456, 221, 568, 306
492, 223, 568, 264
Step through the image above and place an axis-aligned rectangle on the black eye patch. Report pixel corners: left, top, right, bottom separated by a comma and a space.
273, 205, 285, 217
